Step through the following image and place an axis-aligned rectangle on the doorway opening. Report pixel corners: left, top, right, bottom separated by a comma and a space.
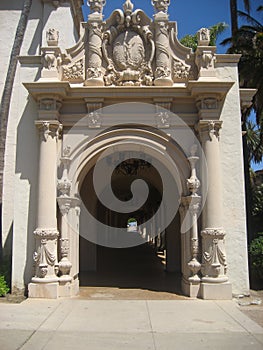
78, 154, 183, 298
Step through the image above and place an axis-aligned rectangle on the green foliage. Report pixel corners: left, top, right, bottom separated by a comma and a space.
180, 35, 198, 51
0, 275, 9, 297
222, 8, 263, 126
252, 184, 263, 216
249, 233, 263, 279
246, 121, 263, 164
127, 218, 137, 223
180, 22, 228, 51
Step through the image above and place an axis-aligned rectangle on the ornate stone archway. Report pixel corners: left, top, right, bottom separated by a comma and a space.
17, 0, 253, 299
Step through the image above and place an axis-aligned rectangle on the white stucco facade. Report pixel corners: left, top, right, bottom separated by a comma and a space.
0, 0, 255, 299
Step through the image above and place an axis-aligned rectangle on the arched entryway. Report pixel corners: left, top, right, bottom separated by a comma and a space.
71, 125, 190, 297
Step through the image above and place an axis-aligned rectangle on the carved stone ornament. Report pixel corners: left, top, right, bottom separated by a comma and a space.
196, 97, 218, 110
102, 2, 155, 86
156, 111, 170, 128
187, 145, 200, 196
57, 197, 71, 215
46, 28, 59, 46
88, 0, 106, 14
63, 146, 71, 157
152, 0, 170, 13
88, 111, 102, 128
197, 120, 222, 142
172, 59, 191, 82
62, 59, 84, 82
36, 121, 62, 142
33, 228, 58, 278
34, 228, 59, 239
59, 238, 72, 277
197, 28, 210, 46
201, 228, 228, 282
42, 47, 62, 73
38, 98, 62, 111
57, 166, 72, 197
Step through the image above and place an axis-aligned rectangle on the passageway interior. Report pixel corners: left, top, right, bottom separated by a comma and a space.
79, 241, 182, 296
79, 155, 182, 296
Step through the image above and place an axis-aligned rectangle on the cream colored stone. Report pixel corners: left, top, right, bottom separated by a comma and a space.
28, 282, 59, 299
0, 0, 256, 300
200, 282, 232, 300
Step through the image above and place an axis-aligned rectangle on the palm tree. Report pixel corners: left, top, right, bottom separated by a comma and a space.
0, 0, 33, 203
230, 0, 251, 36
222, 8, 263, 126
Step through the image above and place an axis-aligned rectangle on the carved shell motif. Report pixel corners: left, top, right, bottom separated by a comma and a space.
113, 31, 145, 71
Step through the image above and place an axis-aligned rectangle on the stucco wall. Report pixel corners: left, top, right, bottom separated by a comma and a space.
216, 62, 250, 295
1, 0, 80, 292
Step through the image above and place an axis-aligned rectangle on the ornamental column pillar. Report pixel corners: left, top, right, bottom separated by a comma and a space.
28, 98, 62, 299
181, 145, 202, 298
197, 117, 232, 299
85, 0, 106, 86
152, 0, 173, 86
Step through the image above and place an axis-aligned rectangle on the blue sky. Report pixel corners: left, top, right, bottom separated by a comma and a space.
83, 0, 262, 53
83, 0, 263, 171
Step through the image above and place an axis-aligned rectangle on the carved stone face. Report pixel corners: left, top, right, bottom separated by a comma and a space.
113, 31, 145, 71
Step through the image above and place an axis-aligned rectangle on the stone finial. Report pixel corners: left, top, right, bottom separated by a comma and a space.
87, 0, 106, 14
197, 28, 210, 46
152, 0, 170, 13
123, 0, 134, 15
46, 28, 59, 46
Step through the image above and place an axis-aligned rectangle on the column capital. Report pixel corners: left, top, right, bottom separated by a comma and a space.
196, 120, 222, 141
35, 120, 62, 141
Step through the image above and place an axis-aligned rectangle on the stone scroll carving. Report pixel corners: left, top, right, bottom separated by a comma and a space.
102, 1, 155, 86
40, 0, 198, 85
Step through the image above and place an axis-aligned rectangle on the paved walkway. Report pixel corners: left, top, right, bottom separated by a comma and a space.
0, 298, 263, 350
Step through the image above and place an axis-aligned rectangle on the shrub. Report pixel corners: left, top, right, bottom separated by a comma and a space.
249, 233, 263, 279
0, 275, 10, 296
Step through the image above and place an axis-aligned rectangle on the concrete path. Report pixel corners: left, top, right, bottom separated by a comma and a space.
0, 299, 263, 350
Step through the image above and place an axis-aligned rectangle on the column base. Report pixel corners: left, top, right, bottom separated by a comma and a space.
28, 282, 59, 299
28, 278, 79, 298
182, 277, 201, 298
200, 282, 232, 300
59, 277, 79, 297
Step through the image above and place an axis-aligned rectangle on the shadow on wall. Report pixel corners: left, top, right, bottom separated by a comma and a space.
1, 1, 79, 56
15, 97, 39, 295
0, 220, 13, 289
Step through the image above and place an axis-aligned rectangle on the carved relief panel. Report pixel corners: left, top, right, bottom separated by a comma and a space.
102, 4, 155, 86
42, 0, 197, 86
